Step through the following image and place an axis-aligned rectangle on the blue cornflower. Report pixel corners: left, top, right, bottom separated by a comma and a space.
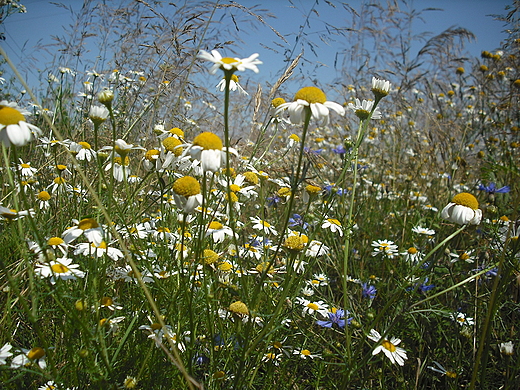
362, 283, 377, 299
288, 214, 309, 230
316, 308, 352, 329
267, 194, 281, 207
478, 182, 510, 194
418, 277, 435, 293
304, 147, 323, 155
332, 145, 346, 155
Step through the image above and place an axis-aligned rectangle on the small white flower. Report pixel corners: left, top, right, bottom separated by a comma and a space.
441, 193, 482, 225
198, 50, 262, 74
368, 329, 408, 366
276, 86, 344, 126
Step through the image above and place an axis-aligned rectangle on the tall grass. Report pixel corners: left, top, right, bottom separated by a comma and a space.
0, 0, 519, 389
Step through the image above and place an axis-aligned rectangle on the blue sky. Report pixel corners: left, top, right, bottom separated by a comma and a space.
1, 0, 512, 92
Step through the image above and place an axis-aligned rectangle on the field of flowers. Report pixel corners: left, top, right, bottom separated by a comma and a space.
0, 1, 519, 389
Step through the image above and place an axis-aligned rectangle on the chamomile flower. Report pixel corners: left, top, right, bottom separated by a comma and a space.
347, 98, 382, 120
198, 50, 262, 74
89, 105, 109, 125
62, 218, 104, 246
216, 74, 248, 95
250, 216, 278, 236
69, 141, 97, 162
371, 77, 391, 100
441, 192, 482, 225
451, 312, 474, 326
295, 297, 329, 317
412, 226, 436, 236
322, 218, 343, 236
183, 132, 237, 173
401, 247, 424, 264
293, 348, 321, 359
205, 220, 234, 243
0, 101, 42, 147
275, 86, 345, 125
35, 257, 85, 283
11, 347, 47, 369
171, 176, 203, 214
98, 296, 123, 311
17, 159, 37, 177
371, 239, 399, 258
74, 241, 124, 261
367, 329, 408, 366
499, 341, 514, 356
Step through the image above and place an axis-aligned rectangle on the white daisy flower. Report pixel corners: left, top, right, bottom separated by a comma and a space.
441, 192, 482, 225
62, 218, 104, 246
35, 257, 85, 283
347, 98, 382, 120
11, 347, 47, 369
216, 74, 248, 95
198, 50, 262, 74
275, 86, 344, 126
368, 329, 408, 366
0, 101, 42, 147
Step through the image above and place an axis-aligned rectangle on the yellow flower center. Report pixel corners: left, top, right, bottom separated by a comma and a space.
284, 235, 307, 251
301, 349, 311, 356
169, 127, 184, 138
47, 237, 64, 246
408, 247, 418, 254
51, 263, 70, 273
38, 191, 51, 201
271, 97, 286, 108
218, 261, 233, 272
229, 300, 249, 315
381, 340, 396, 352
162, 137, 183, 156
78, 141, 92, 149
53, 177, 66, 184
145, 149, 160, 161
92, 241, 108, 249
230, 74, 239, 82
150, 323, 162, 331
172, 176, 201, 197
289, 134, 300, 142
229, 184, 241, 192
255, 262, 274, 274
243, 171, 258, 185
446, 371, 457, 378
0, 105, 25, 126
27, 347, 45, 360
193, 132, 223, 150
294, 86, 327, 104
305, 184, 321, 194
156, 227, 171, 233
451, 193, 479, 210
460, 252, 470, 261
100, 297, 113, 306
226, 192, 238, 203
56, 164, 67, 171
20, 163, 31, 168
202, 249, 219, 264
78, 218, 99, 230
208, 221, 224, 230
307, 302, 319, 311
113, 156, 130, 166
277, 187, 291, 197
327, 218, 341, 226
221, 57, 238, 64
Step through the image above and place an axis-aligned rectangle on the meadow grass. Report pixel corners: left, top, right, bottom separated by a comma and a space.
0, 1, 519, 389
